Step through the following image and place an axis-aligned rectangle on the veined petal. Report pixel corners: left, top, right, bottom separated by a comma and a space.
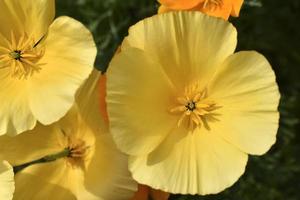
0, 0, 55, 42
0, 161, 14, 200
0, 123, 65, 166
208, 51, 280, 155
123, 12, 237, 91
28, 16, 96, 125
107, 48, 176, 155
129, 128, 248, 195
13, 160, 78, 200
0, 70, 36, 136
84, 133, 137, 200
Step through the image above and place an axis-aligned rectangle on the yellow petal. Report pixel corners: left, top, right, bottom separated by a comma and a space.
129, 129, 248, 195
0, 123, 65, 166
28, 16, 96, 125
84, 133, 137, 200
107, 48, 176, 155
76, 69, 107, 132
123, 12, 237, 91
208, 51, 280, 155
0, 161, 14, 200
0, 72, 37, 136
0, 0, 55, 42
13, 160, 78, 200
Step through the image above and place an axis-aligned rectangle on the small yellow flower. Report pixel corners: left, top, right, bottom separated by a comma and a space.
0, 70, 137, 200
158, 0, 244, 20
0, 0, 97, 136
107, 12, 280, 195
0, 160, 15, 200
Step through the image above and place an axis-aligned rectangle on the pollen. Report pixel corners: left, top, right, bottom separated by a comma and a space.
170, 84, 221, 130
0, 31, 45, 79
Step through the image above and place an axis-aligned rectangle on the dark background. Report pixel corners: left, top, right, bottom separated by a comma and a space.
56, 0, 300, 199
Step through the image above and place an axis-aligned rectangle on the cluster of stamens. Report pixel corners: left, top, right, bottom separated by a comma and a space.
203, 0, 223, 11
0, 31, 44, 79
170, 84, 220, 130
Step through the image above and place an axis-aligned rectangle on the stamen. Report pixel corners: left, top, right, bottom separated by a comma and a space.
0, 31, 44, 79
203, 0, 223, 10
170, 85, 221, 130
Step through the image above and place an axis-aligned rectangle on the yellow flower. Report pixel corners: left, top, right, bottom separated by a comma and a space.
106, 12, 280, 195
0, 70, 137, 200
0, 160, 14, 200
158, 0, 244, 20
0, 0, 96, 136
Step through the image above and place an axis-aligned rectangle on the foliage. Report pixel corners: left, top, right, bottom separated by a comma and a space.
56, 0, 300, 199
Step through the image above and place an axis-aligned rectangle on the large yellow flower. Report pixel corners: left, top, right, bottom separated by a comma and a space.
106, 12, 280, 195
0, 0, 96, 136
0, 161, 14, 200
0, 70, 137, 200
158, 0, 244, 20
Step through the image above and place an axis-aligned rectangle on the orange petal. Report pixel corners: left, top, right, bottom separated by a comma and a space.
150, 188, 170, 200
158, 0, 202, 10
231, 0, 244, 16
131, 185, 150, 200
98, 74, 109, 124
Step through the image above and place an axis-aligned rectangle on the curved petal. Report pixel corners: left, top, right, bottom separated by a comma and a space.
84, 133, 137, 200
107, 48, 176, 155
0, 161, 14, 200
129, 128, 248, 195
13, 160, 78, 200
0, 123, 65, 166
0, 0, 55, 41
158, 0, 201, 10
76, 69, 108, 132
28, 16, 96, 125
231, 0, 244, 16
199, 0, 233, 20
208, 51, 280, 155
0, 71, 36, 136
123, 12, 237, 90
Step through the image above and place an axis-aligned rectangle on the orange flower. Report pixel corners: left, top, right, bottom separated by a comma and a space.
131, 184, 170, 200
158, 0, 244, 20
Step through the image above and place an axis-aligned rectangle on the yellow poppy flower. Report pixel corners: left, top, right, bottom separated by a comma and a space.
0, 70, 137, 200
0, 160, 14, 200
158, 0, 244, 20
0, 0, 96, 136
106, 12, 280, 195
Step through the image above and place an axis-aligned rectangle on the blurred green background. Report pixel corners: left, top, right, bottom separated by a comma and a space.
56, 0, 300, 199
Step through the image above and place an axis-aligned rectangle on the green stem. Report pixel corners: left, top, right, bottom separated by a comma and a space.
13, 148, 71, 174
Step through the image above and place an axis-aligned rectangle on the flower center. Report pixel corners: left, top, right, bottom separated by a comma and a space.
170, 84, 221, 130
203, 0, 223, 10
67, 139, 90, 167
0, 31, 45, 79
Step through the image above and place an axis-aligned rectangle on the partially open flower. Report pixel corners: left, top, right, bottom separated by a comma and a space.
158, 0, 244, 20
0, 160, 14, 200
107, 12, 280, 195
0, 0, 96, 136
0, 70, 137, 200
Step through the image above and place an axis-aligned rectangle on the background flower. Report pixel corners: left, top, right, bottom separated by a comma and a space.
0, 70, 137, 200
158, 0, 244, 20
0, 0, 96, 136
